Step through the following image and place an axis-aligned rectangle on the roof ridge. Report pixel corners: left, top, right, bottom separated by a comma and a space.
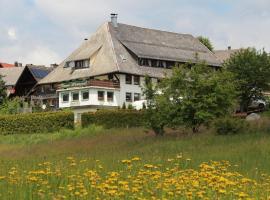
115, 22, 194, 37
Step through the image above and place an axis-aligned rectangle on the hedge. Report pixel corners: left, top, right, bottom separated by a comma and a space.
81, 110, 145, 128
0, 112, 74, 135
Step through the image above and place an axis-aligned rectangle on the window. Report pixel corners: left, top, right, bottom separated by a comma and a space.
62, 93, 69, 102
126, 92, 132, 102
134, 93, 141, 101
125, 74, 132, 84
98, 91, 105, 101
134, 76, 140, 85
82, 91, 89, 101
107, 91, 114, 102
72, 92, 79, 101
75, 60, 89, 69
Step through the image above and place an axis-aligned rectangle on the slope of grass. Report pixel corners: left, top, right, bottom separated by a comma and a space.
0, 126, 270, 199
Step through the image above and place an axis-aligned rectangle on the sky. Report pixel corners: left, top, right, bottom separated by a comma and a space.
1, 0, 270, 66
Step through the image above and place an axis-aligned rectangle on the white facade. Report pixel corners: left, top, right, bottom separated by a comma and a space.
57, 74, 157, 109
58, 87, 120, 108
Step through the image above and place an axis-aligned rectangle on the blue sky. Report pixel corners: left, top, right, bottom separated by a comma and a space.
1, 0, 270, 65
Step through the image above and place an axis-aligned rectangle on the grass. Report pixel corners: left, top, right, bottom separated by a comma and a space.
0, 125, 270, 199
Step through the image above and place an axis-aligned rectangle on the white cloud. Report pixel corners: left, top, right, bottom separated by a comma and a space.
7, 28, 17, 40
1, 0, 270, 65
19, 46, 62, 66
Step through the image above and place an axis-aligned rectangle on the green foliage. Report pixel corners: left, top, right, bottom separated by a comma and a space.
0, 125, 103, 145
197, 36, 214, 52
142, 76, 167, 135
0, 112, 74, 135
81, 110, 145, 129
0, 98, 22, 114
0, 75, 6, 104
127, 104, 133, 110
214, 117, 248, 135
153, 62, 237, 133
122, 102, 126, 109
224, 48, 270, 112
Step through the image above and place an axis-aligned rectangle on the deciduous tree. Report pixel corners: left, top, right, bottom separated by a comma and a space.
224, 48, 270, 112
197, 36, 214, 52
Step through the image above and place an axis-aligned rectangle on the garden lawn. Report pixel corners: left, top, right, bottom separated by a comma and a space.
0, 126, 270, 199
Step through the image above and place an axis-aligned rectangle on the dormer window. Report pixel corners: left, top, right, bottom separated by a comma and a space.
65, 59, 90, 69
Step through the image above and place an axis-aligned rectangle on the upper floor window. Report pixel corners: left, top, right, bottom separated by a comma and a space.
138, 58, 175, 69
65, 59, 90, 69
125, 74, 132, 84
134, 75, 140, 85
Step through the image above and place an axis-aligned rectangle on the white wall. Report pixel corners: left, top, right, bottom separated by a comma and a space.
58, 74, 158, 109
118, 74, 157, 107
58, 87, 120, 108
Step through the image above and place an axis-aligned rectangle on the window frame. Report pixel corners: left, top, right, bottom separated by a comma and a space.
126, 92, 132, 102
107, 91, 114, 102
134, 75, 140, 85
71, 92, 79, 102
125, 74, 132, 84
81, 90, 89, 101
98, 91, 105, 101
62, 93, 69, 103
134, 93, 141, 101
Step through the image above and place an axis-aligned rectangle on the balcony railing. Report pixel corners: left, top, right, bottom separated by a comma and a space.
89, 80, 120, 89
57, 79, 120, 90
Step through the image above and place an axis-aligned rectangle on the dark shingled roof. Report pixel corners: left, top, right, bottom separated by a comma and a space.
39, 22, 221, 84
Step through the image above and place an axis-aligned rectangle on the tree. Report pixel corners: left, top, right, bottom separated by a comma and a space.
0, 75, 6, 105
224, 48, 270, 112
144, 62, 237, 134
197, 36, 214, 52
142, 76, 168, 135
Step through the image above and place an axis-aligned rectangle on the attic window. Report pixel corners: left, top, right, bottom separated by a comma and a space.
65, 59, 90, 69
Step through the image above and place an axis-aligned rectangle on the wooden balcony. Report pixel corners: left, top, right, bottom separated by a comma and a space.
89, 80, 120, 89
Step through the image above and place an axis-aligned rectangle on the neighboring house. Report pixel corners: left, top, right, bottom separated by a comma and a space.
0, 62, 14, 68
38, 14, 221, 114
214, 47, 241, 63
0, 65, 52, 98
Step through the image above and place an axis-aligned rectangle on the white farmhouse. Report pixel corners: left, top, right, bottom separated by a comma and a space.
38, 14, 221, 115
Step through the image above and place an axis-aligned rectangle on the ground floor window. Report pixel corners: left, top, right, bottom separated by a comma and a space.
62, 93, 69, 102
72, 92, 79, 101
134, 93, 141, 101
82, 90, 89, 101
126, 92, 132, 102
98, 91, 105, 101
107, 91, 114, 102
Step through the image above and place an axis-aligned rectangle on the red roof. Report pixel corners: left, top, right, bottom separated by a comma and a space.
0, 62, 14, 68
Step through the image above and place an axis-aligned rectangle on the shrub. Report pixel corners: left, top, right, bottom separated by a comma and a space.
214, 117, 248, 135
81, 110, 145, 128
0, 112, 74, 135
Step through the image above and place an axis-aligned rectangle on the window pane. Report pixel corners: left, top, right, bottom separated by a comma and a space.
62, 93, 69, 102
134, 93, 141, 101
98, 91, 104, 101
125, 75, 132, 84
126, 92, 132, 102
134, 76, 140, 85
82, 91, 89, 100
107, 92, 114, 102
72, 92, 79, 101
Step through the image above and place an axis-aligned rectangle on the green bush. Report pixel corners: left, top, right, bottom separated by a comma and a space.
0, 112, 74, 135
214, 117, 248, 135
81, 110, 145, 128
